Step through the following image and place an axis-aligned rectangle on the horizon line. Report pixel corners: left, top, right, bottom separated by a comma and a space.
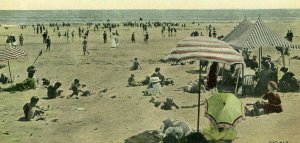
0, 8, 300, 11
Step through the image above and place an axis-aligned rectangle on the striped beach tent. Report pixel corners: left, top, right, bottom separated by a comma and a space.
167, 36, 244, 133
0, 47, 27, 84
223, 17, 300, 49
167, 36, 244, 64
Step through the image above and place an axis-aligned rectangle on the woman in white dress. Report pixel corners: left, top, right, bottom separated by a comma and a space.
111, 33, 119, 48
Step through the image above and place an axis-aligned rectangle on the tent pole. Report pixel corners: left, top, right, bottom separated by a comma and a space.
242, 63, 244, 96
258, 48, 261, 68
235, 66, 241, 95
197, 60, 201, 133
7, 60, 13, 85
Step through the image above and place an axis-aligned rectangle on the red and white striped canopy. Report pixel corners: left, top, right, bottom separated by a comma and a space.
167, 37, 244, 64
0, 47, 27, 62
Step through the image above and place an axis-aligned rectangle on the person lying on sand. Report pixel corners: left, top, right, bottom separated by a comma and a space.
160, 98, 179, 110
47, 82, 63, 99
1, 78, 36, 92
23, 96, 45, 121
182, 78, 207, 93
157, 118, 193, 143
245, 81, 283, 116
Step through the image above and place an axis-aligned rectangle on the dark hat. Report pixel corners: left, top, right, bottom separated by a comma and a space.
131, 74, 134, 77
280, 67, 288, 72
74, 79, 79, 83
155, 67, 160, 72
30, 96, 39, 103
54, 82, 62, 87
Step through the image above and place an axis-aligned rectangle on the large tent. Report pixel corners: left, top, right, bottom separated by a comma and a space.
223, 17, 300, 50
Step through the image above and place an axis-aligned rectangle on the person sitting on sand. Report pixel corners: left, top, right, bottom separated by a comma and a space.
278, 67, 299, 92
245, 81, 283, 116
23, 96, 43, 121
130, 58, 141, 70
27, 66, 36, 78
151, 67, 165, 86
128, 74, 140, 87
42, 78, 50, 87
67, 79, 90, 98
0, 73, 10, 84
47, 82, 63, 99
141, 76, 150, 86
158, 118, 193, 143
143, 77, 162, 96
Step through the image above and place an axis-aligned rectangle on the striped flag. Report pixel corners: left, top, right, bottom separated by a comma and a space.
167, 37, 244, 64
0, 47, 27, 62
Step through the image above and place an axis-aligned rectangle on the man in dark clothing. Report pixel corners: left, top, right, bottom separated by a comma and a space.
42, 32, 47, 43
255, 61, 273, 95
131, 32, 135, 43
46, 36, 51, 51
151, 67, 165, 86
19, 34, 24, 46
250, 55, 259, 70
103, 31, 107, 43
278, 67, 299, 92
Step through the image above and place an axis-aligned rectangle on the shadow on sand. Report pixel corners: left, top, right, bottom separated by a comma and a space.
124, 130, 160, 143
17, 117, 29, 122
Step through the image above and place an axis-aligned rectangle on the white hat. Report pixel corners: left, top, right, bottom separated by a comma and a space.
150, 77, 161, 83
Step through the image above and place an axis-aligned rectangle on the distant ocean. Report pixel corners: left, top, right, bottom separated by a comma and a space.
0, 9, 300, 24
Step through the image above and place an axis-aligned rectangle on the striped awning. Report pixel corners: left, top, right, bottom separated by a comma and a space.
167, 37, 244, 64
0, 47, 27, 62
223, 17, 300, 50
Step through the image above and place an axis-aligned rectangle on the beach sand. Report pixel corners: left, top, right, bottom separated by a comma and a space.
0, 21, 299, 143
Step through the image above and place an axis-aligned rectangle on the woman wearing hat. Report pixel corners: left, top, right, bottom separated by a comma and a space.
245, 81, 283, 116
144, 77, 162, 96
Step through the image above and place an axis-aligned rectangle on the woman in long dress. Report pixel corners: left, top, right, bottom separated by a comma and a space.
111, 33, 119, 48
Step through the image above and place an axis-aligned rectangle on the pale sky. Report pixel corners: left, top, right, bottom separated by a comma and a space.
0, 0, 299, 10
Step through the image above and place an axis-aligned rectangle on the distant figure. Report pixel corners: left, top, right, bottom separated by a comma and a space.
58, 32, 61, 39
42, 32, 47, 43
144, 32, 149, 43
131, 32, 135, 43
111, 33, 119, 48
130, 57, 141, 70
19, 34, 24, 46
82, 37, 89, 55
115, 30, 119, 36
71, 30, 74, 41
278, 67, 299, 92
46, 36, 51, 51
250, 55, 259, 70
27, 66, 36, 78
128, 74, 139, 87
103, 31, 107, 43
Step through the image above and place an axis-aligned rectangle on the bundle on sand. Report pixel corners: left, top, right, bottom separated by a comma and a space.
2, 78, 36, 92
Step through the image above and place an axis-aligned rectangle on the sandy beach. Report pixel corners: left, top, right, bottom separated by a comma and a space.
0, 20, 300, 143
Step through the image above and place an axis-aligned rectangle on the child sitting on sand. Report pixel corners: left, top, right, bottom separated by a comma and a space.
67, 79, 90, 99
23, 96, 44, 121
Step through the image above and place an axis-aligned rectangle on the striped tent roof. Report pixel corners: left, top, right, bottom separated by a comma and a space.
167, 37, 244, 64
223, 17, 300, 49
0, 47, 27, 62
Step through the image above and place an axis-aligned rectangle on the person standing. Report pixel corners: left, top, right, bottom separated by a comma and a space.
71, 30, 74, 41
207, 62, 219, 94
144, 32, 149, 43
82, 37, 89, 55
46, 36, 51, 51
42, 32, 47, 43
19, 34, 24, 46
131, 32, 135, 43
103, 31, 107, 44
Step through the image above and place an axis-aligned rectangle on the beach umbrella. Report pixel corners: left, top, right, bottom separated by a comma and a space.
167, 37, 244, 132
0, 46, 27, 84
205, 93, 244, 128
